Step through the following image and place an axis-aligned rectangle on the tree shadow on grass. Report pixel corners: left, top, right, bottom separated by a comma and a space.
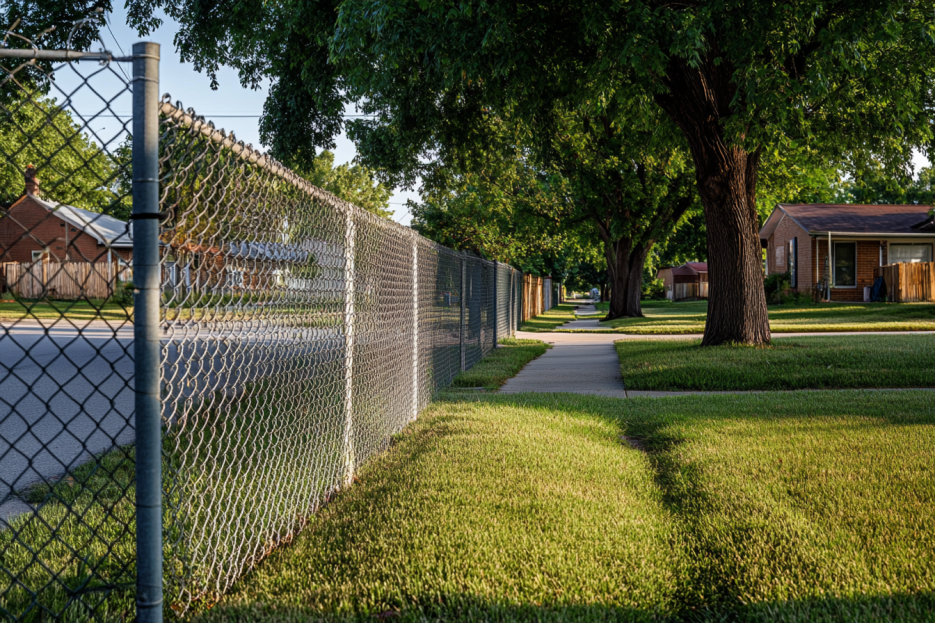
197, 392, 935, 622
478, 392, 935, 622
198, 590, 935, 622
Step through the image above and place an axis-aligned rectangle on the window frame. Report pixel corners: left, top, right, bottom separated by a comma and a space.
888, 243, 933, 264
832, 241, 857, 288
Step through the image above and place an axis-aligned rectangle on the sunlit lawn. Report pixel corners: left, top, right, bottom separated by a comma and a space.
199, 390, 935, 622
519, 303, 579, 331
616, 334, 935, 391
581, 300, 935, 333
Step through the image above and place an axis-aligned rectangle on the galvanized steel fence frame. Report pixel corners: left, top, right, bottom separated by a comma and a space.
0, 39, 527, 621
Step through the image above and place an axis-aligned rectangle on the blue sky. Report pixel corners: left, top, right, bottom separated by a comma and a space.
96, 5, 420, 225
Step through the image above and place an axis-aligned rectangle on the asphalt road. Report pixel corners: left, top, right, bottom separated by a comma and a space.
0, 320, 345, 523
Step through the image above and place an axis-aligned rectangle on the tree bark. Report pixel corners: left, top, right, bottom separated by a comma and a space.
623, 243, 652, 317
601, 236, 653, 320
654, 57, 770, 346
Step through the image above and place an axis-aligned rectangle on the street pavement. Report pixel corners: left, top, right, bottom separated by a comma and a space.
0, 319, 345, 522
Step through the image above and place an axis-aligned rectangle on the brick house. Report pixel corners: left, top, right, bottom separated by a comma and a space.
759, 203, 935, 301
657, 261, 708, 300
0, 168, 132, 265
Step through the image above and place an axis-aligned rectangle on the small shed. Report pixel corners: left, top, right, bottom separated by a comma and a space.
657, 262, 708, 300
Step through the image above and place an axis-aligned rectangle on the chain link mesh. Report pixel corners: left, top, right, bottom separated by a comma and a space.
156, 100, 524, 613
0, 39, 525, 619
0, 47, 137, 620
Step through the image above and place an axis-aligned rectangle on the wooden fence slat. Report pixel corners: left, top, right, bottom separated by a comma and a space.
1, 261, 123, 300
880, 262, 935, 303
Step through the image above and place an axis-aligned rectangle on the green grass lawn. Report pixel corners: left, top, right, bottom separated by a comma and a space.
450, 338, 549, 390
615, 334, 935, 391
0, 299, 132, 322
519, 303, 579, 331
199, 390, 935, 622
583, 300, 935, 333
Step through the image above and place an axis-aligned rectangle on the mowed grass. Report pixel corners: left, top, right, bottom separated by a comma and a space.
198, 393, 686, 622
200, 390, 935, 622
519, 302, 579, 331
623, 390, 935, 620
581, 300, 935, 333
450, 338, 549, 390
0, 299, 131, 322
616, 334, 935, 391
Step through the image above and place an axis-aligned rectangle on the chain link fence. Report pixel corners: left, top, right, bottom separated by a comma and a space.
0, 38, 526, 620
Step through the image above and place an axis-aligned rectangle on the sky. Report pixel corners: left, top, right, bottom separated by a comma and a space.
93, 6, 421, 225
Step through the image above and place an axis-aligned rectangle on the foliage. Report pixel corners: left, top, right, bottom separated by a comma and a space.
121, 0, 935, 342
0, 94, 122, 213
763, 271, 791, 305
409, 137, 574, 272
840, 164, 935, 206
295, 150, 393, 219
641, 278, 666, 300
107, 280, 134, 307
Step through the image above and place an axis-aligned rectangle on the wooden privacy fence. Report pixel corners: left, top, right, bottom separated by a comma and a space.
521, 275, 556, 322
674, 282, 709, 301
0, 261, 129, 300
875, 262, 935, 303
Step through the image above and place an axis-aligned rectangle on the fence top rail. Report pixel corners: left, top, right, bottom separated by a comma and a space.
0, 47, 130, 62
159, 96, 521, 274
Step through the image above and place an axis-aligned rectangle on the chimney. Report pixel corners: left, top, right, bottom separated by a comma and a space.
24, 166, 39, 196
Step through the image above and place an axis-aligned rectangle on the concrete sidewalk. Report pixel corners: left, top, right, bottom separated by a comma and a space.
502, 329, 935, 399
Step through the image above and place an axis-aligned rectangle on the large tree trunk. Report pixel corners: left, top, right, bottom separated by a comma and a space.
623, 243, 652, 317
655, 57, 770, 346
601, 237, 653, 320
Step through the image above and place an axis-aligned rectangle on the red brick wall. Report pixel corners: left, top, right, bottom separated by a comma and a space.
0, 196, 131, 263
766, 214, 812, 290
814, 239, 886, 301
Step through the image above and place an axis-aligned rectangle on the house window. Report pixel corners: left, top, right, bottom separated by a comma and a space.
226, 269, 244, 288
775, 245, 785, 267
833, 242, 856, 287
889, 243, 932, 264
31, 250, 47, 263
788, 238, 798, 288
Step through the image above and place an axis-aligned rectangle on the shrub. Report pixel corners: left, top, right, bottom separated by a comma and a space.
763, 271, 791, 304
642, 278, 666, 300
109, 281, 134, 307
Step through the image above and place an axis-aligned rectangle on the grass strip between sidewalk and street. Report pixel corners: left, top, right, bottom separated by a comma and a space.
519, 303, 579, 332
615, 334, 935, 391
449, 338, 549, 390
0, 299, 131, 322
200, 390, 935, 622
579, 300, 935, 333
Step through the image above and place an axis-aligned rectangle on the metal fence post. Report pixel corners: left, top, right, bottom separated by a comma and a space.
342, 207, 356, 487
460, 255, 466, 372
492, 262, 498, 347
411, 235, 419, 421
132, 41, 163, 623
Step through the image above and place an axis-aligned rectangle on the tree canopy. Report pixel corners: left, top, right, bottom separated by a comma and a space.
0, 94, 123, 214
297, 150, 393, 219
119, 0, 935, 342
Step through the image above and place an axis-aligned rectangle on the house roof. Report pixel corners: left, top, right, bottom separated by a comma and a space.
659, 262, 708, 278
761, 203, 935, 239
28, 195, 134, 248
